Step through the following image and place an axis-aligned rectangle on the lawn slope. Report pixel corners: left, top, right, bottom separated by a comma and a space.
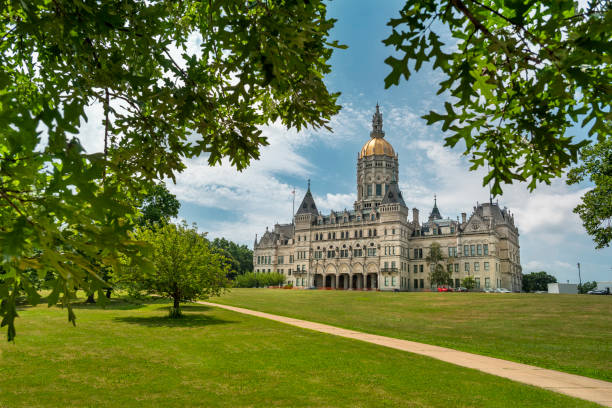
215, 289, 612, 381
0, 298, 601, 408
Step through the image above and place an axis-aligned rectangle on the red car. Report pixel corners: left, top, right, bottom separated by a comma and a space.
437, 286, 454, 292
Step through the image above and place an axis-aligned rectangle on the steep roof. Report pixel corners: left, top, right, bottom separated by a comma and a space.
295, 182, 318, 215
429, 196, 442, 220
381, 180, 406, 207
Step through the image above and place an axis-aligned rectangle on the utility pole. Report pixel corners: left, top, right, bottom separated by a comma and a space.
577, 262, 582, 289
291, 187, 295, 222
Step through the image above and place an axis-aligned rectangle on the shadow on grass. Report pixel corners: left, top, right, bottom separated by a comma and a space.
69, 298, 152, 311
114, 311, 236, 328
151, 304, 214, 312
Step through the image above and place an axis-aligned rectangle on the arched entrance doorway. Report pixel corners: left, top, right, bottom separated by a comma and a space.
352, 273, 364, 289
325, 274, 336, 289
314, 274, 324, 288
366, 273, 378, 290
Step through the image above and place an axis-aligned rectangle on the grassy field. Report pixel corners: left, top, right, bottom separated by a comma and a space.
0, 298, 602, 408
214, 289, 612, 381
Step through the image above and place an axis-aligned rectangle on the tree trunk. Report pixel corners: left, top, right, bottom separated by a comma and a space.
86, 293, 95, 303
169, 296, 182, 318
105, 288, 112, 299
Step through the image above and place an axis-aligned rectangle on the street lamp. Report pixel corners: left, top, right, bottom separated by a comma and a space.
577, 262, 582, 289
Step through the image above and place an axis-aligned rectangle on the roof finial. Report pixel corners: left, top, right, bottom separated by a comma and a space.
434, 194, 437, 207
307, 178, 311, 191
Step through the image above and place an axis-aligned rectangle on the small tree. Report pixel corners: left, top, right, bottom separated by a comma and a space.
578, 281, 598, 294
122, 222, 229, 318
522, 271, 557, 293
462, 276, 476, 291
426, 243, 450, 287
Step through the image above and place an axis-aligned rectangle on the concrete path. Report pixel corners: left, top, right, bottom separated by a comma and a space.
199, 301, 612, 407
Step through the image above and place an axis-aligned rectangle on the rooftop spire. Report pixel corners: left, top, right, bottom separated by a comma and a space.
307, 178, 311, 191
370, 103, 385, 139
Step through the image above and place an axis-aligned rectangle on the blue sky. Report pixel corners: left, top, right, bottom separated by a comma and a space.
78, 1, 610, 283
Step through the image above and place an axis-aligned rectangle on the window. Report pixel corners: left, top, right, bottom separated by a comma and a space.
332, 232, 336, 239
327, 251, 335, 258
367, 184, 372, 196
464, 262, 470, 272
353, 248, 363, 257
477, 244, 482, 256
289, 255, 294, 263
470, 245, 475, 256
391, 261, 396, 269
447, 264, 452, 273
328, 232, 331, 239
413, 265, 417, 273
419, 264, 424, 273
419, 248, 423, 258
474, 262, 480, 272
373, 229, 377, 236
448, 247, 457, 257
483, 244, 489, 255
302, 264, 306, 273
484, 262, 489, 271
376, 184, 382, 196
450, 226, 455, 233
454, 263, 459, 272
485, 277, 490, 289
455, 278, 460, 287
419, 279, 424, 288
414, 279, 418, 289
384, 276, 389, 286
464, 245, 469, 256
475, 277, 481, 288
392, 276, 396, 286
367, 248, 376, 256
278, 256, 284, 264
392, 228, 395, 235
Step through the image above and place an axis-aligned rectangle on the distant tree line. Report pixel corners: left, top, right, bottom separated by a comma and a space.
522, 271, 557, 292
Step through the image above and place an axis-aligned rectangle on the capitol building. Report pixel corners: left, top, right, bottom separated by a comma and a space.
253, 105, 522, 292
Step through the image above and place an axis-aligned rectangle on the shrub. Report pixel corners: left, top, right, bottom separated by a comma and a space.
234, 272, 285, 288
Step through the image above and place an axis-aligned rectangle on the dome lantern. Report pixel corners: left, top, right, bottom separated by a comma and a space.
359, 104, 395, 159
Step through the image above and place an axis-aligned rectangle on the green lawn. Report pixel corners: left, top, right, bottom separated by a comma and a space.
214, 289, 612, 381
0, 298, 601, 407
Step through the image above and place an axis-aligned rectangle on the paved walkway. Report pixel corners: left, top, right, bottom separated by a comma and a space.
199, 301, 612, 407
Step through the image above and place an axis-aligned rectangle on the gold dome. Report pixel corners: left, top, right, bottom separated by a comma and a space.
359, 137, 395, 158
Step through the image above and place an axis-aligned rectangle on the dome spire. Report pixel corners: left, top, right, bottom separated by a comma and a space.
370, 103, 385, 139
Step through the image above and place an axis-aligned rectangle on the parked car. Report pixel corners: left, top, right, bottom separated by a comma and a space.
587, 288, 610, 295
437, 286, 454, 292
483, 288, 494, 293
495, 288, 512, 293
455, 287, 468, 292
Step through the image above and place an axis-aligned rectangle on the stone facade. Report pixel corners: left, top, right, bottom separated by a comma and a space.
253, 105, 522, 291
